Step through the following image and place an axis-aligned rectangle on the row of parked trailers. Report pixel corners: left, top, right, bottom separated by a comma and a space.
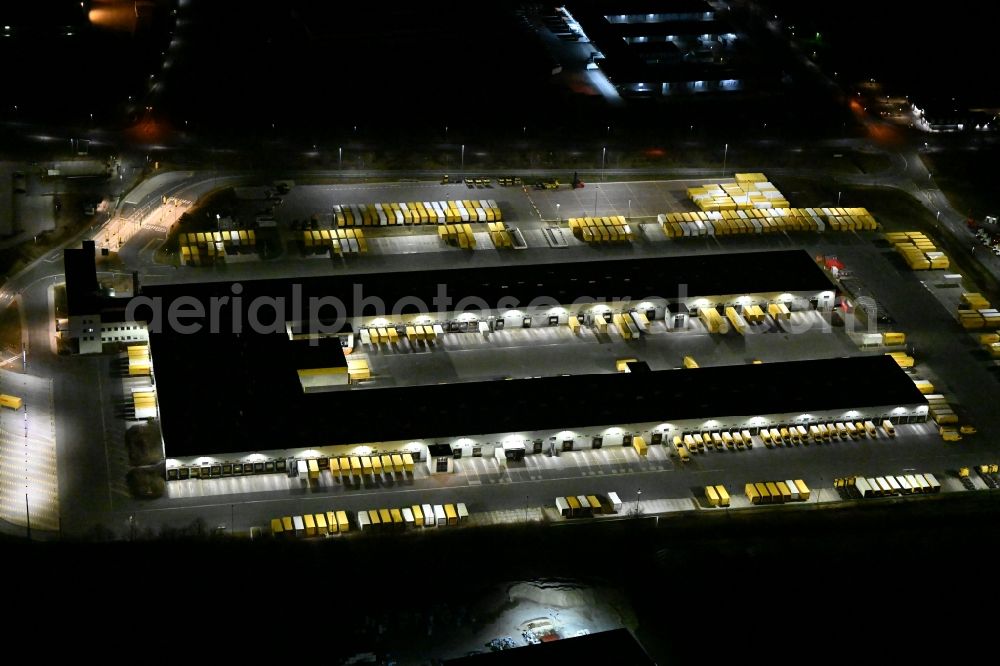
659, 206, 877, 239
886, 231, 950, 271
745, 479, 811, 504
671, 420, 893, 459
556, 492, 622, 517
835, 473, 941, 498
361, 324, 441, 346
923, 393, 957, 426
704, 485, 731, 507
272, 510, 350, 538
301, 228, 368, 254
687, 178, 789, 211
357, 502, 468, 531
958, 292, 1000, 330
127, 344, 151, 376
438, 223, 478, 248
568, 216, 633, 244
180, 230, 258, 266
295, 453, 416, 481
334, 200, 501, 227
167, 458, 288, 480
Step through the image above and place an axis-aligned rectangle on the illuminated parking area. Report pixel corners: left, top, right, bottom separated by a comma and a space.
0, 370, 59, 533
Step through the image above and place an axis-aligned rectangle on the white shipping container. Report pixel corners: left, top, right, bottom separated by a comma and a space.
422, 503, 435, 527
402, 507, 415, 526
457, 502, 469, 521
607, 491, 622, 513
924, 473, 941, 492
855, 477, 872, 498
434, 504, 446, 526
556, 496, 570, 516
785, 479, 800, 501
357, 511, 371, 531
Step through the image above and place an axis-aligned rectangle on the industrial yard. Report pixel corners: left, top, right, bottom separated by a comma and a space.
33, 170, 994, 545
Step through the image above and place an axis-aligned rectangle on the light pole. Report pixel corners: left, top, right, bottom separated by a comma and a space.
635, 488, 642, 514
627, 199, 631, 221
338, 146, 342, 170
601, 146, 606, 181
722, 142, 728, 178
837, 191, 842, 206
461, 144, 465, 172
556, 202, 560, 223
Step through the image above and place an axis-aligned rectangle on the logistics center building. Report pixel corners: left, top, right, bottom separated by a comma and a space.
126, 250, 927, 480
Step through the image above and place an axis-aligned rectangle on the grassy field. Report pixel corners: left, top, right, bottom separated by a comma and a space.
922, 148, 1000, 220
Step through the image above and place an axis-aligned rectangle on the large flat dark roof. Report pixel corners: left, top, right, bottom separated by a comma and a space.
154, 338, 925, 458
139, 251, 834, 333
444, 628, 654, 666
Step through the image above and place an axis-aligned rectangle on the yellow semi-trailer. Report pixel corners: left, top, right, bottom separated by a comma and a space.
745, 483, 761, 504
705, 485, 720, 507
304, 513, 317, 537
315, 513, 328, 535
378, 508, 392, 527
715, 485, 730, 507
412, 504, 424, 526
725, 307, 747, 335
326, 511, 339, 534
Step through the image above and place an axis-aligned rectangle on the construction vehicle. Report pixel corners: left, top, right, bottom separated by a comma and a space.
534, 179, 560, 190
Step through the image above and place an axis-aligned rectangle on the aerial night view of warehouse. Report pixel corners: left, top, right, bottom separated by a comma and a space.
2, 0, 999, 658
